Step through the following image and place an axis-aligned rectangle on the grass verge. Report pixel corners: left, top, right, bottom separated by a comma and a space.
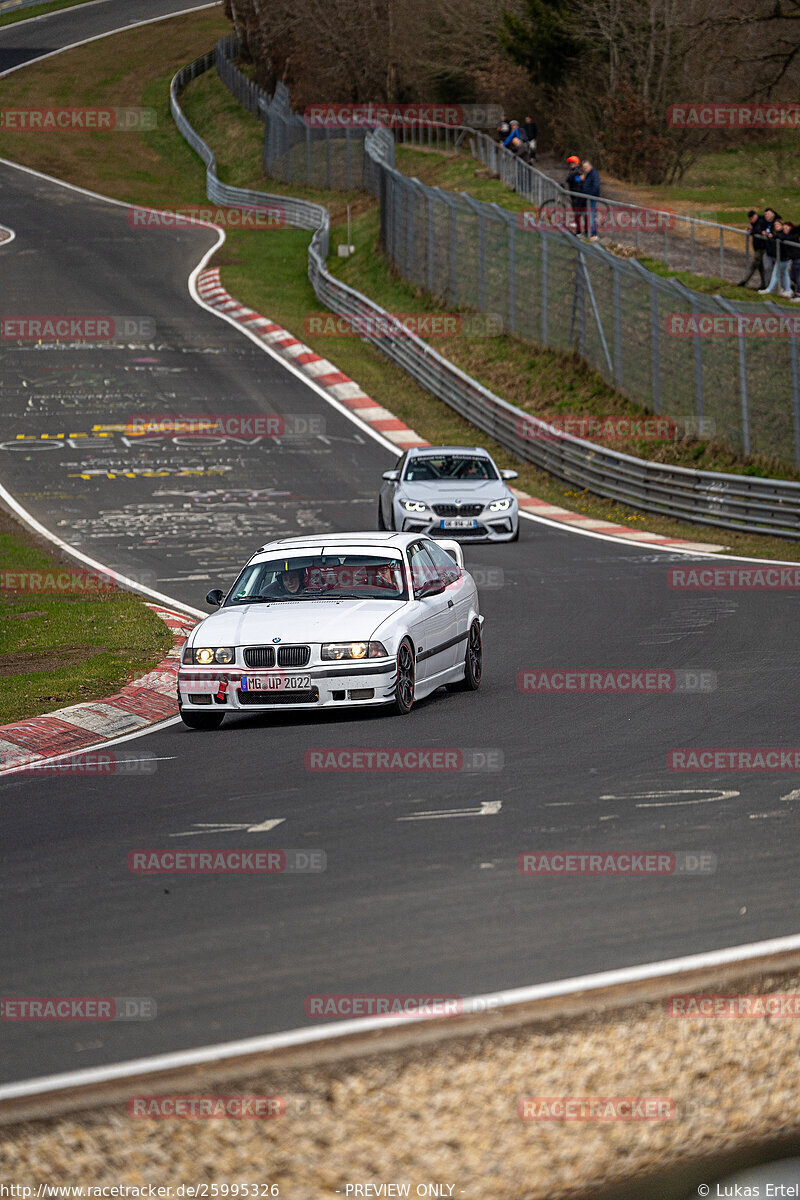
0, 11, 799, 561
0, 509, 172, 726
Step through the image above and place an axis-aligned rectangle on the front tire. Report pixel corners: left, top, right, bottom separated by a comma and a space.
390, 638, 415, 714
451, 620, 482, 691
180, 710, 225, 730
377, 498, 387, 530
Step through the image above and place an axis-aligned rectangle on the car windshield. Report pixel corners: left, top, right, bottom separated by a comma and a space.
403, 455, 499, 482
225, 554, 408, 603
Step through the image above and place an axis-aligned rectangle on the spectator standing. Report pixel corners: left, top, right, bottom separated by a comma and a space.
758, 209, 779, 290
781, 222, 800, 299
737, 209, 768, 289
581, 160, 601, 239
522, 115, 537, 158
565, 155, 585, 234
504, 119, 532, 163
760, 216, 792, 297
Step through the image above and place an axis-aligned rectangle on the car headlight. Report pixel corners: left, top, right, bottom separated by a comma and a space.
321, 641, 388, 660
488, 498, 512, 511
402, 500, 427, 512
185, 646, 234, 665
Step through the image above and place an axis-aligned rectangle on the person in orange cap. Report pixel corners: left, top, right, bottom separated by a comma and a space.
565, 156, 585, 234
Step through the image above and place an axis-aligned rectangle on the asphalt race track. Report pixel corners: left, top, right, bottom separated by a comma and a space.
2, 1, 800, 1086
0, 0, 215, 76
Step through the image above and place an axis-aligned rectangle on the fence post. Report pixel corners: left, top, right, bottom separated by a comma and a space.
345, 129, 352, 190
305, 125, 311, 184
612, 264, 623, 389
379, 163, 388, 252
427, 192, 435, 295
508, 216, 516, 334
406, 177, 416, 282
541, 234, 549, 345
448, 196, 458, 306
650, 281, 661, 413
792, 329, 800, 467
325, 131, 331, 189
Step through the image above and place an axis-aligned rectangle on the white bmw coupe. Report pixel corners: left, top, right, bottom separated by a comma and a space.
178, 532, 484, 729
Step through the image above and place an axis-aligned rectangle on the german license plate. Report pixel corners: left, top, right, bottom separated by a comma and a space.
241, 674, 310, 692
441, 518, 477, 530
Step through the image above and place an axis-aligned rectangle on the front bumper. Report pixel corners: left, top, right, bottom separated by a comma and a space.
398, 512, 517, 541
178, 661, 397, 712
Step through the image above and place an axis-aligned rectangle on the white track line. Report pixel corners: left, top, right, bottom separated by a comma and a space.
2, 930, 800, 1099
0, 1, 220, 77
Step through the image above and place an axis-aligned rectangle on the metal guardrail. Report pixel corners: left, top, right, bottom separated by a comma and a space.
171, 43, 800, 540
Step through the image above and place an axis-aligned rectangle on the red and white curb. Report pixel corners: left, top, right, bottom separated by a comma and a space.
196, 268, 725, 554
0, 605, 194, 775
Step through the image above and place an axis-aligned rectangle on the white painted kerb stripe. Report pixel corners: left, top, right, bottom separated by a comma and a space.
2, 930, 800, 1100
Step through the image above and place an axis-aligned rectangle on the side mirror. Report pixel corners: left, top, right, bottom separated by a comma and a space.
501, 468, 519, 480
206, 588, 225, 607
382, 470, 400, 482
417, 578, 446, 599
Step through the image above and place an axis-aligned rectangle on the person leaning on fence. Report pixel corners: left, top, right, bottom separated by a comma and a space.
504, 119, 532, 163
782, 222, 800, 300
755, 208, 778, 290
581, 160, 601, 239
522, 115, 537, 159
565, 156, 586, 234
737, 209, 768, 289
760, 216, 792, 297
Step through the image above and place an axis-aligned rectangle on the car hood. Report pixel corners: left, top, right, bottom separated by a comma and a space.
190, 599, 406, 647
399, 480, 507, 501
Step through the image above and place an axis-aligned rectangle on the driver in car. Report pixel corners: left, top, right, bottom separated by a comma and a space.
260, 566, 306, 598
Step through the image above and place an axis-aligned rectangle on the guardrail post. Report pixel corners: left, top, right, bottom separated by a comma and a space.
690, 218, 695, 274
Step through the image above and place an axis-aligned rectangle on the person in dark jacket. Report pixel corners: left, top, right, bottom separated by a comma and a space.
566, 155, 585, 234
755, 209, 778, 290
504, 120, 532, 163
781, 222, 800, 299
522, 116, 537, 158
581, 160, 601, 238
738, 209, 769, 289
761, 215, 792, 296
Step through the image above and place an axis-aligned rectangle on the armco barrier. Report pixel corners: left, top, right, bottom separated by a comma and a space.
171, 46, 800, 540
